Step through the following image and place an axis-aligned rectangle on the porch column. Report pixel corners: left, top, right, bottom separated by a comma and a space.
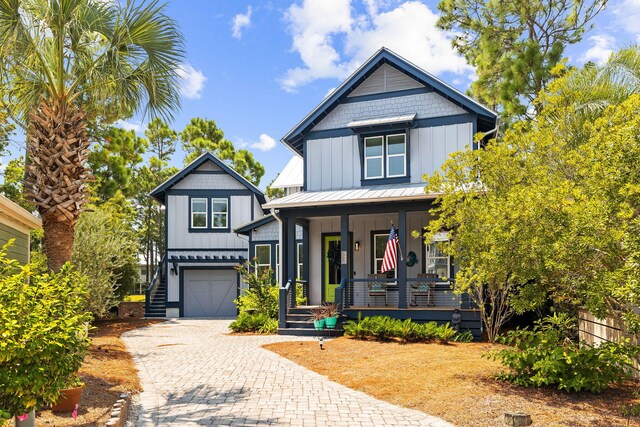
286, 214, 297, 308
340, 214, 349, 305
397, 210, 407, 309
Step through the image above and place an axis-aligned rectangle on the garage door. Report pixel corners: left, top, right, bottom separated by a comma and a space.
184, 269, 237, 317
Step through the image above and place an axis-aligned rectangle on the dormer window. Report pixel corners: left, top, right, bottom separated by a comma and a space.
364, 133, 406, 180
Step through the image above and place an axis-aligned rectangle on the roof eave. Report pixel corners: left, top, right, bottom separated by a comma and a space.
263, 193, 440, 210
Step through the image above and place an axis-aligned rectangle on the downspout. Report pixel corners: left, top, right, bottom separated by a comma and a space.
271, 208, 283, 285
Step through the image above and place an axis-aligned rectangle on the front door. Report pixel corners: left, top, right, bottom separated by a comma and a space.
323, 234, 350, 302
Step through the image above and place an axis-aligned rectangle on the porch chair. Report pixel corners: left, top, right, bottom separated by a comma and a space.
367, 273, 387, 307
411, 273, 437, 306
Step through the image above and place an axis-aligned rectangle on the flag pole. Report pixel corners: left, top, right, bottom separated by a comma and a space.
392, 221, 404, 261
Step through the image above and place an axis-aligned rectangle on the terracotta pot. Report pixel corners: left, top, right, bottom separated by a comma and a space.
51, 385, 84, 413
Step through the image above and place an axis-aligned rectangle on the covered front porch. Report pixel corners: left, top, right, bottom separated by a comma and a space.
268, 191, 481, 338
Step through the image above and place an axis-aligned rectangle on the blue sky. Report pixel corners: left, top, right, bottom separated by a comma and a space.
5, 0, 639, 190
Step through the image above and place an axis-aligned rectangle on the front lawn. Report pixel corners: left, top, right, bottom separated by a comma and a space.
37, 318, 161, 426
264, 338, 640, 426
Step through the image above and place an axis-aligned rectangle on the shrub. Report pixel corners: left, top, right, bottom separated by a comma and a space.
229, 312, 272, 333
452, 330, 475, 342
0, 244, 92, 418
343, 315, 466, 343
259, 318, 278, 334
488, 314, 639, 393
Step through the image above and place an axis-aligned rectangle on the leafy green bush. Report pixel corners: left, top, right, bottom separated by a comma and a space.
452, 330, 475, 342
488, 314, 639, 393
343, 315, 469, 343
229, 312, 274, 334
0, 244, 92, 418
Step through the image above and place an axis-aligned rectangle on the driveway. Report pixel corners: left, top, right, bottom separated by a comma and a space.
123, 319, 453, 426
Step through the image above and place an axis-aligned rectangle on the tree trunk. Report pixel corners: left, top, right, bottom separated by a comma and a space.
41, 213, 76, 272
24, 98, 90, 272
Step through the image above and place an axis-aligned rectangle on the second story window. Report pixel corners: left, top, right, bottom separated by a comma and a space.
189, 196, 230, 231
364, 134, 406, 180
191, 198, 208, 228
211, 198, 228, 228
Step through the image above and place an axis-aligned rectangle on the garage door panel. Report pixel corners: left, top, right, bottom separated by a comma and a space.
184, 270, 237, 317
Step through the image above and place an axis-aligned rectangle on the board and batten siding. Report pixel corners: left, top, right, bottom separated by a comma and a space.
166, 194, 253, 249
0, 222, 29, 265
305, 122, 473, 191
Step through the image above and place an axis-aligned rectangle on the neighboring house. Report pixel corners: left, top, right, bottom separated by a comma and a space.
145, 153, 266, 318
263, 47, 498, 337
0, 195, 41, 264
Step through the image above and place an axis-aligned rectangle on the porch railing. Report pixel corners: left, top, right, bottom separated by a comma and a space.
278, 279, 292, 329
298, 279, 309, 303
145, 254, 167, 314
338, 277, 461, 309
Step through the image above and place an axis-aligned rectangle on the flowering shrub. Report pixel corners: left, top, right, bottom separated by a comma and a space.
0, 243, 92, 418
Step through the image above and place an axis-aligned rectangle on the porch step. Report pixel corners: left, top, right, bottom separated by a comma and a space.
277, 327, 344, 337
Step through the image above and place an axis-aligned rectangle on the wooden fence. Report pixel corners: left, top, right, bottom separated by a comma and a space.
578, 309, 639, 379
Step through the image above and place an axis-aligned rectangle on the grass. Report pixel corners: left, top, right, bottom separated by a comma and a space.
264, 337, 640, 427
37, 318, 161, 426
123, 294, 145, 302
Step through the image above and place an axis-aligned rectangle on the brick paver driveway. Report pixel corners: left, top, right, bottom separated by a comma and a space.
123, 319, 453, 426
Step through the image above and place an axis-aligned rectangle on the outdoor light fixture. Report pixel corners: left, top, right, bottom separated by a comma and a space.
355, 241, 360, 251
319, 337, 324, 350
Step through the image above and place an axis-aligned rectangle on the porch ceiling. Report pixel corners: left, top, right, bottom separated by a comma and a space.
263, 182, 438, 209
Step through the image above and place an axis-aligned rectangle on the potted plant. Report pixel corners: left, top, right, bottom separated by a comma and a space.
308, 307, 326, 330
323, 303, 340, 329
51, 373, 85, 413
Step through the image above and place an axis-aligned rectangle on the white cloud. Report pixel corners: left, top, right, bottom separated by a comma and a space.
176, 64, 206, 99
280, 0, 472, 92
614, 0, 640, 37
115, 119, 143, 132
581, 34, 615, 65
232, 6, 253, 39
250, 133, 277, 152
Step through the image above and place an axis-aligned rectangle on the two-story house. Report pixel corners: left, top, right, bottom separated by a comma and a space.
145, 153, 266, 318
264, 48, 497, 337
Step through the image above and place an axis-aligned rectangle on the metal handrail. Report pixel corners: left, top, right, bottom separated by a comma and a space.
335, 277, 348, 309
145, 254, 166, 314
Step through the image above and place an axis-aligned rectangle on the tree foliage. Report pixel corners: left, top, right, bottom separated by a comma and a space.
0, 0, 184, 272
426, 65, 640, 339
72, 205, 138, 317
88, 127, 148, 201
0, 245, 91, 418
437, 0, 606, 122
180, 117, 265, 185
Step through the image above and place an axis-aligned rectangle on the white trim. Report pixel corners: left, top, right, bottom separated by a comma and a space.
211, 198, 228, 229
385, 134, 406, 178
190, 198, 208, 229
364, 136, 384, 179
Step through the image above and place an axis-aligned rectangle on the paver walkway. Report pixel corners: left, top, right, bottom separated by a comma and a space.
123, 319, 453, 426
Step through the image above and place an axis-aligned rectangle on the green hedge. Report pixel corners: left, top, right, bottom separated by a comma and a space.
343, 315, 473, 343
229, 312, 277, 334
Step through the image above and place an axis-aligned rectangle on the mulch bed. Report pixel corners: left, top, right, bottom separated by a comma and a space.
264, 337, 640, 427
37, 318, 161, 426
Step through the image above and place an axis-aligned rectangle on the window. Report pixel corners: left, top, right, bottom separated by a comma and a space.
373, 233, 396, 278
191, 198, 207, 228
425, 233, 450, 278
211, 198, 228, 229
297, 242, 304, 279
364, 134, 406, 180
255, 244, 271, 276
189, 196, 229, 231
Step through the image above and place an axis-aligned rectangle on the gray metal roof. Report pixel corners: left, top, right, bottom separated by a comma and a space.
271, 156, 303, 189
263, 182, 437, 209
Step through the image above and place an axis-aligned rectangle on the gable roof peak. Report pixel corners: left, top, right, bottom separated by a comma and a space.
281, 46, 497, 154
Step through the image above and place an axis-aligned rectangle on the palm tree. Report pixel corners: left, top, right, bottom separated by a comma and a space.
552, 46, 640, 132
0, 0, 183, 271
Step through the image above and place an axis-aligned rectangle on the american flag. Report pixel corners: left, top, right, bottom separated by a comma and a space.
380, 225, 399, 273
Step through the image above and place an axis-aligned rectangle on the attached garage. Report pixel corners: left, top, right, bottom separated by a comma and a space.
183, 269, 238, 317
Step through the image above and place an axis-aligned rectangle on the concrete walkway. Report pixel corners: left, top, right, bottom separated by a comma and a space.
122, 319, 453, 427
